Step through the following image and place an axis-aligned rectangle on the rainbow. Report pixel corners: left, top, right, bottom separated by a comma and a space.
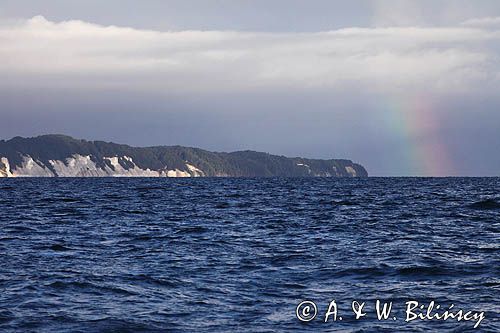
383, 95, 455, 176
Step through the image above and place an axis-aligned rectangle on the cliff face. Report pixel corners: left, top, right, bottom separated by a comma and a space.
0, 135, 368, 178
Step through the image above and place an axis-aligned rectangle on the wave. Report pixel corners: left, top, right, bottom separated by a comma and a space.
49, 244, 73, 252
468, 198, 500, 210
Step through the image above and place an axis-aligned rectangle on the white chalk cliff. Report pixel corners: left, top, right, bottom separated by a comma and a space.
0, 154, 204, 178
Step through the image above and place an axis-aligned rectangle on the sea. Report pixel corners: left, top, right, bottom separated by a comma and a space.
0, 177, 499, 332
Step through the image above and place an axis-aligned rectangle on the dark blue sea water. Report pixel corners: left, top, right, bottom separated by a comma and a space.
0, 178, 499, 332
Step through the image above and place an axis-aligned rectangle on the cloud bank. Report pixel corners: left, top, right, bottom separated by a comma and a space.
1, 15, 499, 95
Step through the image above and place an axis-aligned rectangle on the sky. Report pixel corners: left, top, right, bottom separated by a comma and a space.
1, 0, 499, 176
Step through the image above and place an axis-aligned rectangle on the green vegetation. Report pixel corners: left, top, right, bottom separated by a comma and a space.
0, 135, 368, 177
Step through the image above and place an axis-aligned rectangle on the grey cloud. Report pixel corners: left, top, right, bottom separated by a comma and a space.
1, 16, 499, 96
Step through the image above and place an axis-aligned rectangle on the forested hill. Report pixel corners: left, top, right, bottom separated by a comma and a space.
0, 135, 368, 177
